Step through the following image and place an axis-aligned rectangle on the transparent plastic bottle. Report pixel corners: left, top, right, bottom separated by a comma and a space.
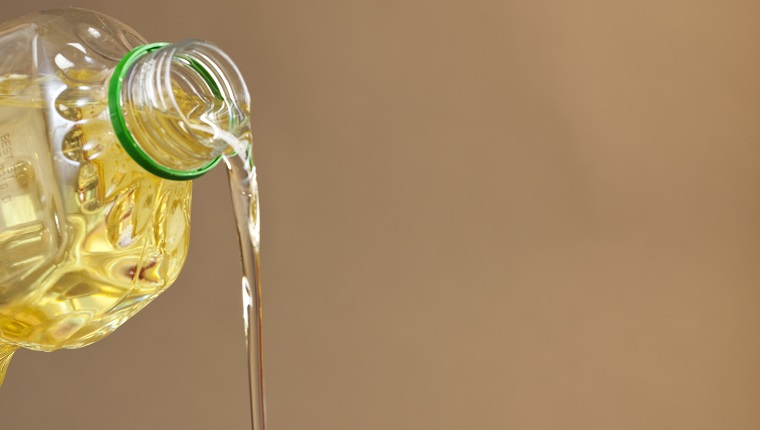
0, 8, 252, 386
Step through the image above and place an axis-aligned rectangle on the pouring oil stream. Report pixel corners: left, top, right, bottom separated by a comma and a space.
213, 125, 266, 430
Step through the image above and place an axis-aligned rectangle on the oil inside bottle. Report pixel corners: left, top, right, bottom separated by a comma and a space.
0, 70, 267, 429
0, 72, 192, 384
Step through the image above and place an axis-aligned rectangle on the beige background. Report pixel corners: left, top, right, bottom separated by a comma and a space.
2, 1, 760, 429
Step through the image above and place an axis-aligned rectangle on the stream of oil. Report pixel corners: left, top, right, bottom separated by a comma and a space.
217, 130, 266, 430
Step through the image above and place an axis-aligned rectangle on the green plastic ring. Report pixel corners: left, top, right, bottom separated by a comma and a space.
108, 43, 224, 181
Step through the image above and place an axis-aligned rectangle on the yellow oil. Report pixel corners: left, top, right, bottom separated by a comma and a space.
0, 72, 192, 358
0, 69, 265, 428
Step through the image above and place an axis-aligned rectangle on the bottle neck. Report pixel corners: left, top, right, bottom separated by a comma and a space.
110, 41, 250, 180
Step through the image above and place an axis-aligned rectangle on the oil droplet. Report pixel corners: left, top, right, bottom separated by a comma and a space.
77, 161, 103, 212
77, 162, 99, 191
62, 125, 85, 162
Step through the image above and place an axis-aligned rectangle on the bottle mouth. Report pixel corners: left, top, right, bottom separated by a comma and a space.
109, 41, 250, 180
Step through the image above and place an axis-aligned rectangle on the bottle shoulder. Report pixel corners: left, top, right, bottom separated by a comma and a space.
0, 8, 146, 80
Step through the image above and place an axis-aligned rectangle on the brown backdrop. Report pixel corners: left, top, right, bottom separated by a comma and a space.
2, 1, 760, 429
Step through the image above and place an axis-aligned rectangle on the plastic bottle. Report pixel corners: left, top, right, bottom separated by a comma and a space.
0, 8, 251, 385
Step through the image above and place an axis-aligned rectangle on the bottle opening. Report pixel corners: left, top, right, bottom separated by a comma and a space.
109, 40, 251, 180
